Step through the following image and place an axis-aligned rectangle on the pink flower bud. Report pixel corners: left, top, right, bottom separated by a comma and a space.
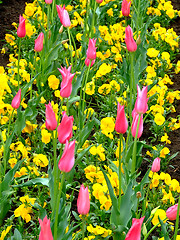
86, 38, 97, 61
45, 102, 57, 131
11, 89, 21, 109
39, 215, 53, 240
125, 26, 137, 52
17, 15, 26, 38
85, 58, 95, 67
96, 0, 103, 3
121, 0, 131, 17
115, 103, 128, 134
58, 65, 75, 98
56, 5, 71, 28
45, 0, 53, 4
58, 140, 75, 173
125, 216, 145, 240
135, 85, 148, 114
57, 111, 74, 144
34, 32, 44, 52
151, 157, 161, 172
131, 112, 143, 138
166, 204, 180, 221
77, 184, 90, 215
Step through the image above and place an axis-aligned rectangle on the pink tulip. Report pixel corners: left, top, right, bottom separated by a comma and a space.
77, 184, 90, 215
96, 0, 103, 3
58, 65, 75, 98
58, 140, 75, 172
17, 15, 26, 38
85, 58, 95, 67
115, 103, 128, 134
125, 216, 145, 240
34, 32, 44, 52
166, 204, 180, 220
11, 89, 21, 109
56, 5, 71, 28
121, 0, 131, 17
131, 112, 143, 138
86, 38, 97, 61
57, 111, 74, 144
45, 102, 57, 131
151, 157, 161, 172
39, 215, 53, 240
45, 0, 53, 4
125, 26, 137, 52
135, 85, 148, 114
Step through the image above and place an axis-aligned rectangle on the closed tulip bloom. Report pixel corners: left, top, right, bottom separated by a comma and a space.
77, 184, 90, 215
85, 58, 95, 67
11, 89, 21, 109
34, 32, 44, 52
58, 140, 75, 172
57, 111, 74, 144
96, 0, 103, 3
56, 5, 71, 28
125, 26, 137, 52
17, 15, 26, 38
115, 103, 128, 134
131, 112, 143, 138
45, 102, 57, 131
121, 0, 131, 17
86, 38, 97, 61
151, 157, 161, 172
58, 65, 75, 98
45, 0, 52, 4
135, 85, 149, 114
39, 215, 53, 240
166, 204, 180, 221
125, 216, 145, 240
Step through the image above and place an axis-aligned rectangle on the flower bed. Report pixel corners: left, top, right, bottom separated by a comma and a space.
0, 0, 180, 239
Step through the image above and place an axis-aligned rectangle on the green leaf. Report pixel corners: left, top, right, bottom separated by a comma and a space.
13, 177, 49, 188
15, 110, 26, 135
13, 229, 23, 240
158, 217, 170, 240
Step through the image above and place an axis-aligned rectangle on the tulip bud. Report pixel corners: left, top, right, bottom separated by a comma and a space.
131, 112, 143, 138
56, 5, 71, 28
34, 32, 44, 52
115, 103, 128, 134
151, 157, 161, 172
166, 204, 180, 220
45, 0, 53, 4
45, 102, 57, 131
58, 140, 75, 173
136, 35, 141, 45
121, 0, 131, 17
59, 25, 64, 34
11, 89, 21, 109
134, 85, 149, 114
136, 191, 142, 199
125, 216, 145, 240
17, 15, 26, 38
48, 30, 51, 39
86, 38, 97, 61
125, 26, 137, 52
77, 184, 90, 215
39, 215, 53, 240
96, 0, 103, 3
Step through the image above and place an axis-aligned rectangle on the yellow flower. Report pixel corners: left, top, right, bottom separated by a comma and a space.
20, 195, 36, 205
8, 158, 17, 168
96, 63, 111, 78
14, 204, 32, 223
25, 3, 36, 17
5, 34, 15, 46
100, 117, 115, 139
151, 209, 167, 226
154, 113, 165, 125
26, 22, 36, 38
0, 226, 12, 240
33, 154, 49, 167
85, 81, 95, 95
166, 9, 175, 19
48, 75, 60, 90
147, 48, 160, 58
84, 108, 95, 118
41, 129, 51, 144
160, 147, 170, 158
76, 33, 83, 41
107, 8, 113, 16
22, 121, 38, 133
14, 167, 28, 178
98, 84, 111, 95
161, 133, 171, 144
110, 80, 120, 92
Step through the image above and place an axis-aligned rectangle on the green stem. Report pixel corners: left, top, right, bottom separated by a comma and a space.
54, 171, 65, 240
47, 4, 50, 31
7, 109, 14, 137
174, 196, 180, 240
30, 51, 37, 99
118, 134, 122, 208
131, 114, 141, 175
129, 52, 134, 125
67, 28, 73, 71
42, 1, 45, 27
82, 60, 91, 115
136, 0, 141, 39
70, 30, 77, 67
82, 215, 86, 240
90, 0, 97, 38
17, 38, 21, 89
85, 0, 90, 36
144, 218, 167, 240
51, 0, 56, 23
142, 180, 151, 217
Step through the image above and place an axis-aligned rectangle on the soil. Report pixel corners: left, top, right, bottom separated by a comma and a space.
0, 1, 179, 176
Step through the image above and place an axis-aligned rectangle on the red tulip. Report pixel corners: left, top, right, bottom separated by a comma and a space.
58, 140, 75, 172
11, 89, 21, 109
115, 103, 128, 134
17, 15, 26, 38
56, 5, 71, 28
151, 157, 161, 172
96, 0, 103, 3
125, 26, 137, 52
85, 58, 95, 67
34, 32, 44, 52
58, 65, 75, 98
57, 111, 74, 144
121, 0, 131, 17
125, 216, 145, 240
166, 204, 180, 221
45, 0, 53, 4
77, 184, 90, 215
134, 85, 148, 114
45, 102, 57, 131
39, 215, 53, 240
86, 38, 97, 61
131, 112, 143, 138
